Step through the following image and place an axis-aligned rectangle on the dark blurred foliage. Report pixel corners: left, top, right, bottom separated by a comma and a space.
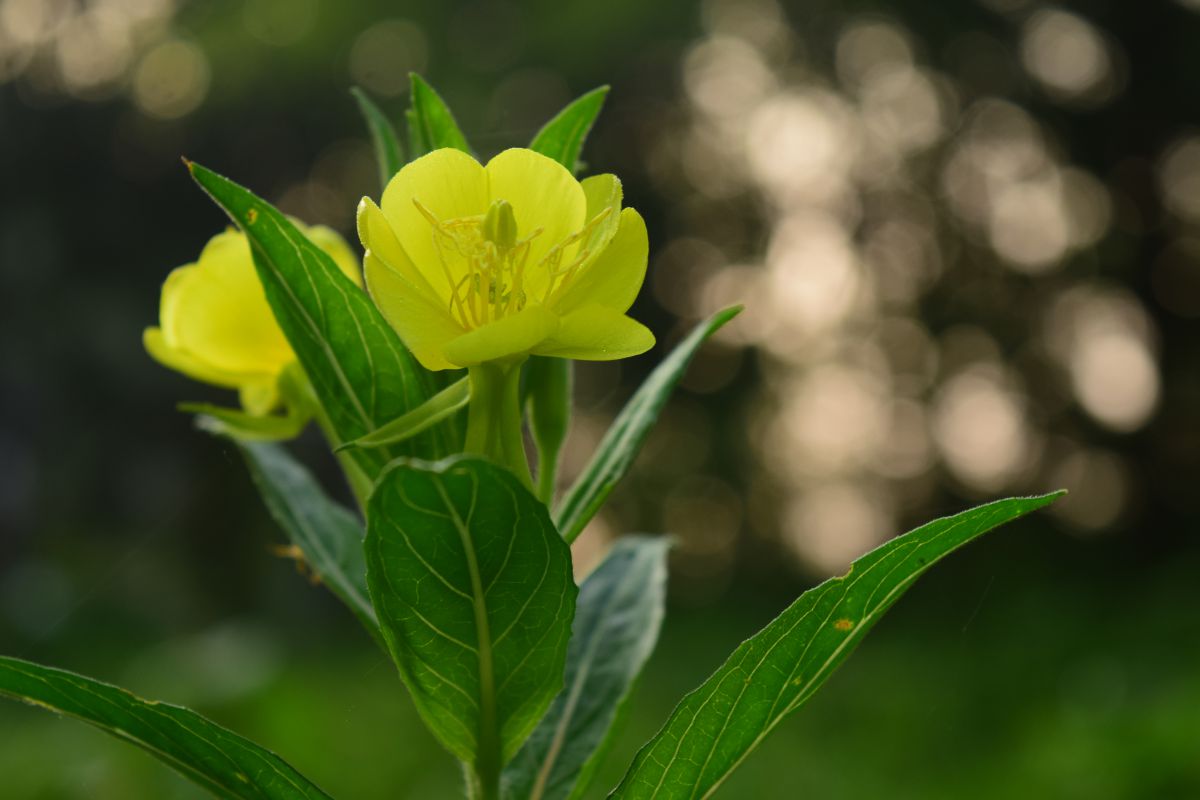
0, 0, 1198, 797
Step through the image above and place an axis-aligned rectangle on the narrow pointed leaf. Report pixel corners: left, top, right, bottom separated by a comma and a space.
555, 307, 741, 543
529, 86, 609, 173
340, 377, 469, 451
365, 456, 577, 786
183, 403, 310, 442
0, 656, 332, 800
351, 86, 405, 190
235, 439, 381, 647
610, 493, 1064, 799
505, 537, 669, 800
408, 74, 472, 156
188, 162, 454, 475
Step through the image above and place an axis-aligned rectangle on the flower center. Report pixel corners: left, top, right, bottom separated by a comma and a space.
413, 197, 612, 330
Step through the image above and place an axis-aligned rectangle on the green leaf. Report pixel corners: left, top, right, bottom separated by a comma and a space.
351, 86, 405, 191
505, 537, 669, 800
235, 439, 381, 647
610, 493, 1064, 799
365, 455, 577, 794
188, 162, 454, 476
0, 656, 332, 800
529, 86, 609, 173
555, 307, 742, 544
339, 377, 469, 452
182, 403, 309, 442
407, 73, 472, 157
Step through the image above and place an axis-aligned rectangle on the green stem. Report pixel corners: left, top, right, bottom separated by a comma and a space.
525, 357, 572, 507
284, 365, 373, 513
320, 414, 374, 514
465, 362, 533, 490
535, 447, 559, 507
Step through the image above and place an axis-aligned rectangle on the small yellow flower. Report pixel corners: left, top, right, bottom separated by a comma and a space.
357, 147, 654, 371
144, 225, 361, 414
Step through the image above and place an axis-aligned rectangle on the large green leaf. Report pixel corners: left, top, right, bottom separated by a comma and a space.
365, 456, 577, 794
0, 656, 332, 800
505, 537, 669, 800
236, 439, 380, 647
351, 86, 405, 191
529, 86, 609, 173
406, 73, 472, 159
610, 493, 1064, 799
555, 307, 741, 544
189, 162, 453, 475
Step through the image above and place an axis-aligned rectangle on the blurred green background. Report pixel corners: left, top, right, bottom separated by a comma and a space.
2, 0, 1199, 796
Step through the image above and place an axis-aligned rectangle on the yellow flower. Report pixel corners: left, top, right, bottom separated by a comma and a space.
357, 147, 655, 371
144, 225, 361, 414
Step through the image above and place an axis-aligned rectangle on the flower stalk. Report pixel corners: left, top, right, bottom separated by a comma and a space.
465, 361, 533, 490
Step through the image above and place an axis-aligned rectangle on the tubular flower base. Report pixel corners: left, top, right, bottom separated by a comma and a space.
144, 225, 361, 414
357, 147, 655, 372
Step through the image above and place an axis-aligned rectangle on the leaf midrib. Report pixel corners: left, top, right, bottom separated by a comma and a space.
528, 552, 633, 800
434, 474, 501, 786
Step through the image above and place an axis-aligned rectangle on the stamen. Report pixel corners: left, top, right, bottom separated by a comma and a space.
412, 196, 548, 330
539, 207, 614, 303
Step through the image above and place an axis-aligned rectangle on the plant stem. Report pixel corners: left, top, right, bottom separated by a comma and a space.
285, 365, 373, 513
525, 356, 572, 507
465, 361, 533, 489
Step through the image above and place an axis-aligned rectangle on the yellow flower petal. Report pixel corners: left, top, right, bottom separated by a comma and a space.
380, 148, 489, 298
148, 223, 358, 414
442, 304, 560, 367
356, 197, 442, 303
531, 304, 655, 361
485, 148, 586, 299
552, 207, 648, 315
574, 173, 623, 270
364, 250, 465, 371
160, 232, 292, 375
582, 173, 623, 217
143, 327, 262, 389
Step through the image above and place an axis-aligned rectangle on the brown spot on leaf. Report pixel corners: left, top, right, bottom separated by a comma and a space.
833, 618, 854, 632
246, 208, 258, 224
